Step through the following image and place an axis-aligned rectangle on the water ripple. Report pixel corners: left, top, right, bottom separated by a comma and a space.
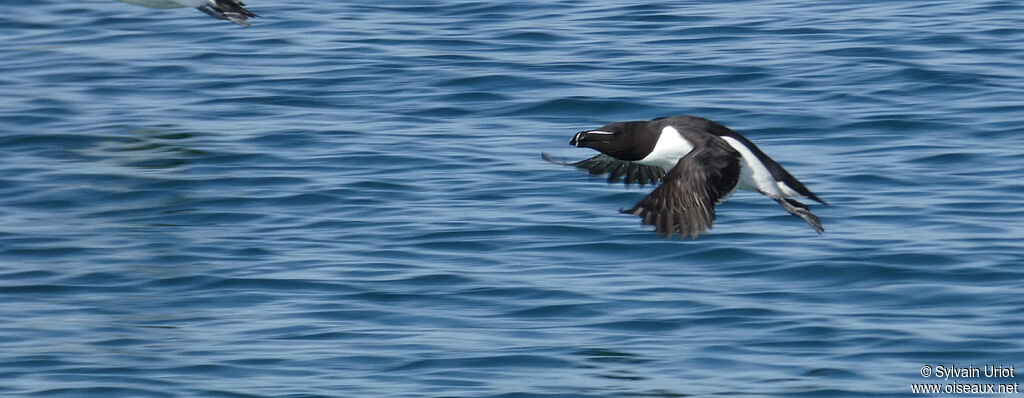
3, 0, 1024, 397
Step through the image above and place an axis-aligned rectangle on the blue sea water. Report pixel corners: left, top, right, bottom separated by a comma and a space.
2, 0, 1023, 396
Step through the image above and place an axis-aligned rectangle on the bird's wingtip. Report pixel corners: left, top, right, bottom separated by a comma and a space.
541, 152, 571, 166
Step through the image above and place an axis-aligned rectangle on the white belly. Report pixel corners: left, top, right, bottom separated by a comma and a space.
721, 136, 784, 198
638, 126, 694, 170
634, 129, 799, 200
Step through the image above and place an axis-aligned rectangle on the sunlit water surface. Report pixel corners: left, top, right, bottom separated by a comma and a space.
2, 1, 1023, 397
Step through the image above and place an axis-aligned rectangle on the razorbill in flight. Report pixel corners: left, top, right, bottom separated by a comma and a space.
115, 0, 259, 26
544, 115, 826, 239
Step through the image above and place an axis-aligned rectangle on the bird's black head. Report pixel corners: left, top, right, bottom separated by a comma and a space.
570, 121, 659, 161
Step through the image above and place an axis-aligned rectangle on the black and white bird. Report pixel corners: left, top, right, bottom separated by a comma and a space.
116, 0, 259, 26
544, 115, 826, 239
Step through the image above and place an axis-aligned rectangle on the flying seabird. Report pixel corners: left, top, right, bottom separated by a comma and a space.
544, 115, 826, 239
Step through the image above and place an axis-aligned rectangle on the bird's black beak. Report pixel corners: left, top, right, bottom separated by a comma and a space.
570, 131, 589, 147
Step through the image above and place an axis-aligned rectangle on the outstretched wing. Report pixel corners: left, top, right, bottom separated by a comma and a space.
620, 142, 741, 239
542, 153, 666, 186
